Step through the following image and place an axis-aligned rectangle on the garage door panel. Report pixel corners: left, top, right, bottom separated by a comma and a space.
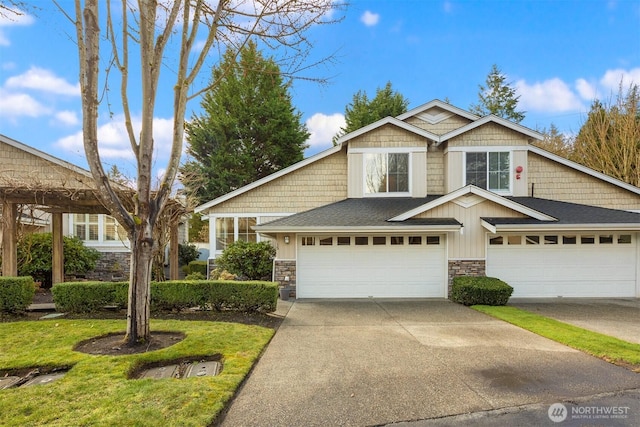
487, 235, 637, 298
298, 236, 446, 298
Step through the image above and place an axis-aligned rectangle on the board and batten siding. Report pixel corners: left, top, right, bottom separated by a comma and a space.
527, 152, 640, 211
414, 199, 526, 259
202, 150, 348, 215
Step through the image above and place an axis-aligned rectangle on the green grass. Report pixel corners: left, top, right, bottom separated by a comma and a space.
473, 305, 640, 367
0, 319, 274, 426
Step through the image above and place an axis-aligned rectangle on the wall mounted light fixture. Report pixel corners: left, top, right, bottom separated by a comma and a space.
284, 236, 290, 244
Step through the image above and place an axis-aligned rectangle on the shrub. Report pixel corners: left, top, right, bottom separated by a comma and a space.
185, 271, 206, 280
52, 281, 127, 313
210, 268, 236, 281
0, 276, 35, 314
17, 233, 100, 288
216, 241, 275, 280
451, 276, 513, 306
178, 243, 200, 266
183, 260, 208, 276
52, 280, 277, 313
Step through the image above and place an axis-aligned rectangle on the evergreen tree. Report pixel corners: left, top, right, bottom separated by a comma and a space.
181, 40, 309, 203
334, 81, 409, 142
470, 64, 525, 123
533, 124, 573, 158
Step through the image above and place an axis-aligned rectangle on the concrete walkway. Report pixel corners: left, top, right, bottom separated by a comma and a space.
218, 299, 640, 426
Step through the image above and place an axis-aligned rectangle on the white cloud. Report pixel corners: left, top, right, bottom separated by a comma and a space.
305, 112, 344, 150
0, 88, 49, 118
56, 116, 177, 162
360, 11, 380, 27
0, 8, 35, 27
5, 67, 80, 96
515, 78, 584, 112
575, 78, 597, 100
53, 110, 80, 126
600, 67, 640, 91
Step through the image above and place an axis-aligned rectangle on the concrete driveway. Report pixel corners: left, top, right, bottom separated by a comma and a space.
510, 298, 640, 344
218, 299, 640, 427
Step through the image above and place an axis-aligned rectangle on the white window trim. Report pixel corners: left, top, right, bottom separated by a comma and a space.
68, 214, 130, 251
463, 150, 513, 195
210, 214, 264, 255
362, 151, 412, 197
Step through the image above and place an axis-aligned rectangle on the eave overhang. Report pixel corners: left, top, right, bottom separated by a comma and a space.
481, 219, 640, 234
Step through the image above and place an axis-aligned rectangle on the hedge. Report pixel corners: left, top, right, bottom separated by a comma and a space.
182, 260, 208, 276
0, 276, 35, 314
52, 279, 278, 313
450, 276, 513, 306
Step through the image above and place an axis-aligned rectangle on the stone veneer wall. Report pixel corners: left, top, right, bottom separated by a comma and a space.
447, 260, 486, 296
83, 251, 130, 282
274, 260, 296, 297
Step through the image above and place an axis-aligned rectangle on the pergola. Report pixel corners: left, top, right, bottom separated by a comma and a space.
0, 134, 184, 283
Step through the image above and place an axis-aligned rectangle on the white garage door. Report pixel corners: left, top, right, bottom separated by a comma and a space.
297, 235, 446, 298
487, 233, 637, 298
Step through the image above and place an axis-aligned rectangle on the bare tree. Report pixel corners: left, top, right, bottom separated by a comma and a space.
572, 82, 640, 187
65, 0, 341, 344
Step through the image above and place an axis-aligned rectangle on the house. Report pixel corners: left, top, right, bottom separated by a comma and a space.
0, 134, 185, 283
194, 100, 640, 299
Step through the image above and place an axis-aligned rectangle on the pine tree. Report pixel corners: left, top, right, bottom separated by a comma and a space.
470, 64, 525, 123
182, 40, 309, 203
334, 81, 409, 142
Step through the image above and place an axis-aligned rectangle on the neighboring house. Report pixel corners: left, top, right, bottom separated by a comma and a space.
195, 100, 640, 299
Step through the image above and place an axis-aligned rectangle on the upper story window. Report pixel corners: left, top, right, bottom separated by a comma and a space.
364, 152, 409, 195
465, 151, 510, 193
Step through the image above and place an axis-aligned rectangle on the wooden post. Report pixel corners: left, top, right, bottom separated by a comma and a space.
169, 221, 179, 280
1, 199, 17, 277
51, 212, 64, 285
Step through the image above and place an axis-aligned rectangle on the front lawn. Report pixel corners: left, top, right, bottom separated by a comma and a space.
0, 319, 274, 426
473, 305, 640, 370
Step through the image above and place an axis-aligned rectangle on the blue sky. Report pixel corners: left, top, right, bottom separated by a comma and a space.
1, 0, 639, 179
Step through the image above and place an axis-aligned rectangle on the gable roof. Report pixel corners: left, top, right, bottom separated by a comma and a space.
335, 116, 439, 146
482, 197, 640, 232
528, 145, 640, 197
436, 115, 543, 145
254, 197, 461, 233
0, 133, 94, 179
396, 99, 480, 122
388, 185, 557, 222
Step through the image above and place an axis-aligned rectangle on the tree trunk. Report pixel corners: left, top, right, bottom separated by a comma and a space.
125, 223, 154, 344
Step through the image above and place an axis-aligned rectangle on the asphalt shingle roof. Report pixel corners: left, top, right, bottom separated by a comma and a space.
256, 195, 640, 230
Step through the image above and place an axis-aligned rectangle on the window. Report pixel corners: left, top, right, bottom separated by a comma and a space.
104, 216, 126, 241
238, 217, 257, 243
74, 214, 99, 241
599, 235, 613, 244
372, 236, 386, 245
618, 235, 632, 244
390, 236, 404, 245
581, 235, 595, 244
489, 236, 504, 245
319, 237, 333, 246
426, 236, 440, 245
526, 235, 539, 245
466, 152, 510, 192
563, 235, 577, 245
544, 235, 558, 244
301, 237, 315, 246
364, 153, 409, 194
355, 236, 368, 245
507, 235, 521, 245
337, 236, 351, 245
408, 236, 422, 245
215, 217, 258, 251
